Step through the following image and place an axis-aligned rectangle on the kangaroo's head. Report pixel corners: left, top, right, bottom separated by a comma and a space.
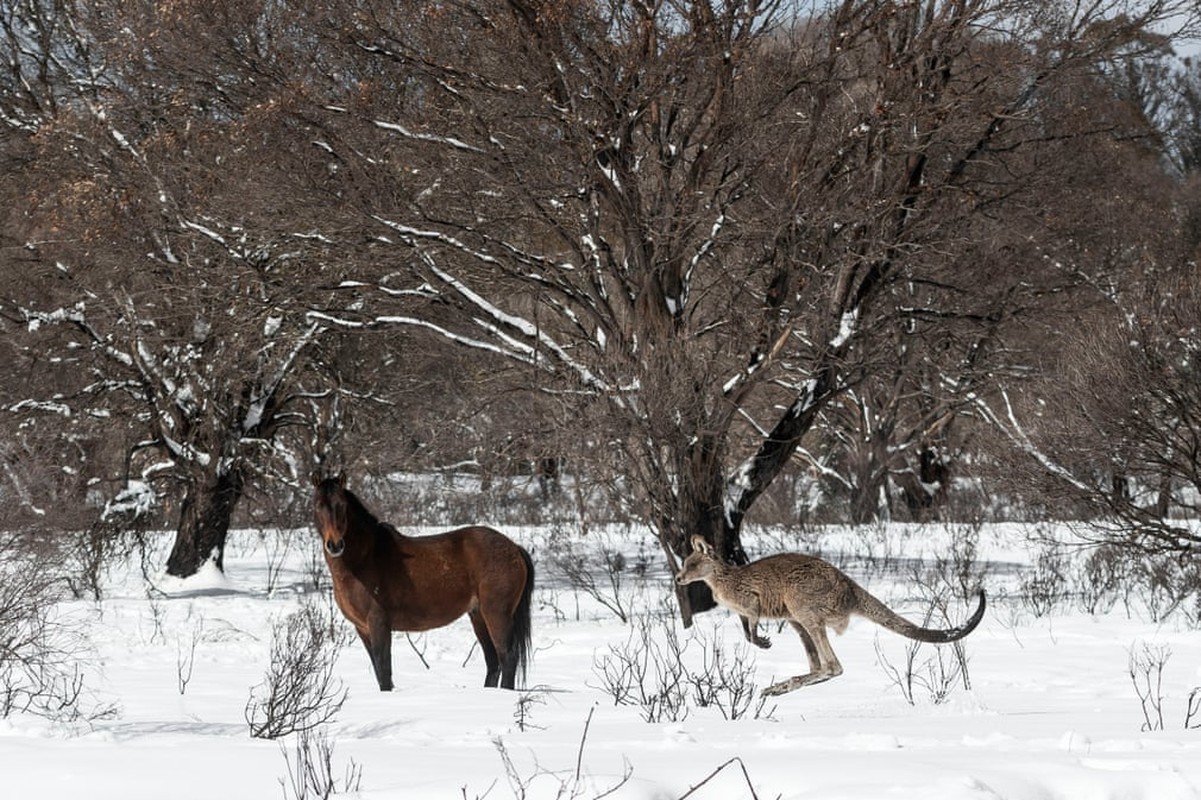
675, 535, 720, 586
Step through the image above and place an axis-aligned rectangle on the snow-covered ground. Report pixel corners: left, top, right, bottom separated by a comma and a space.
2, 521, 1199, 799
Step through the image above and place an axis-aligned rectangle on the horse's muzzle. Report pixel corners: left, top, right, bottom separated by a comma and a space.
325, 539, 346, 558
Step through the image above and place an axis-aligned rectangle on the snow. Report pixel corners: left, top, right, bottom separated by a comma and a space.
242, 321, 321, 434
790, 378, 819, 418
599, 161, 621, 189
724, 459, 754, 526
156, 553, 229, 596
100, 479, 158, 521
831, 308, 858, 349
182, 219, 228, 246
6, 399, 72, 416
3, 522, 1200, 799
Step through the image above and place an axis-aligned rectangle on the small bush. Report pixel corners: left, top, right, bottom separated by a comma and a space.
1133, 554, 1201, 624
279, 727, 363, 800
1128, 640, 1170, 731
591, 600, 774, 722
875, 591, 974, 707
245, 598, 349, 739
548, 528, 650, 623
1074, 545, 1132, 616
0, 532, 116, 722
1020, 543, 1070, 617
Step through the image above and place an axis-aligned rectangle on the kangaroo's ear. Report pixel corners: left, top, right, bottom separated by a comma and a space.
690, 535, 713, 555
310, 471, 322, 488
335, 470, 346, 487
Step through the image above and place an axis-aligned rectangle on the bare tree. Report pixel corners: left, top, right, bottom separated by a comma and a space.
977, 37, 1201, 555
6, 0, 1199, 593
0, 1, 351, 576
989, 263, 1201, 554
298, 1, 1200, 619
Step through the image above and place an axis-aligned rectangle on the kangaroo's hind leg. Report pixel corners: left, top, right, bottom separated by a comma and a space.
762, 619, 844, 696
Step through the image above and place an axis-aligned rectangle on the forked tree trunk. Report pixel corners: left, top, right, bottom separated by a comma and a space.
659, 436, 751, 625
668, 517, 748, 625
665, 357, 846, 623
165, 467, 245, 577
662, 501, 728, 625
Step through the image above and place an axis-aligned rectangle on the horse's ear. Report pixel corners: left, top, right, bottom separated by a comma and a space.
690, 535, 713, 555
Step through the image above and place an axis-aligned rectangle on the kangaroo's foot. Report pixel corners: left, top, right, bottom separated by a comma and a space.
761, 672, 834, 696
752, 634, 772, 649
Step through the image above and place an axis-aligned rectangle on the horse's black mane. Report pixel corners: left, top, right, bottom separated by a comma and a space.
331, 482, 404, 547
339, 484, 377, 523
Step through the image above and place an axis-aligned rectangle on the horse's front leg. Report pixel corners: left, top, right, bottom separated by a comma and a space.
357, 625, 393, 692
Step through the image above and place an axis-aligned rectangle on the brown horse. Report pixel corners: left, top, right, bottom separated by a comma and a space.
311, 473, 534, 691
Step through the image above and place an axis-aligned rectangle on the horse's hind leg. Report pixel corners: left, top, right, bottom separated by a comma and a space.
475, 543, 532, 690
498, 640, 519, 690
468, 609, 502, 688
477, 604, 521, 689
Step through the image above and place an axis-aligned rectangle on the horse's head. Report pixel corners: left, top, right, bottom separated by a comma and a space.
311, 471, 350, 558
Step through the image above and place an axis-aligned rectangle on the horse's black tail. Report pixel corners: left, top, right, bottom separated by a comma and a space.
510, 545, 535, 688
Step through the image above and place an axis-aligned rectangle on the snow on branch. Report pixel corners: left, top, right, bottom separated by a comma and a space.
22, 303, 135, 368
371, 216, 498, 265
721, 326, 791, 398
242, 321, 322, 434
830, 308, 859, 349
161, 432, 212, 468
970, 387, 1092, 493
182, 219, 228, 246
101, 479, 159, 522
373, 120, 483, 153
723, 459, 754, 528
362, 219, 612, 392
686, 212, 725, 288
97, 106, 142, 160
424, 262, 609, 392
306, 310, 539, 366
5, 399, 72, 417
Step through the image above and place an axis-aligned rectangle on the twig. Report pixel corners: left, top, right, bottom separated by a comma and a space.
1128, 641, 1170, 732
406, 633, 430, 670
1185, 687, 1201, 729
576, 703, 596, 783
678, 756, 762, 800
461, 639, 478, 669
176, 631, 199, 695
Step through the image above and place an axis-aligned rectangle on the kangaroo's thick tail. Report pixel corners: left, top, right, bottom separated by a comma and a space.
509, 546, 536, 687
855, 586, 986, 643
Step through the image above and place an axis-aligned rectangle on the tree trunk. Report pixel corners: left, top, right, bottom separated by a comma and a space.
662, 498, 732, 625
849, 435, 891, 525
1153, 473, 1172, 518
166, 467, 245, 578
658, 435, 751, 625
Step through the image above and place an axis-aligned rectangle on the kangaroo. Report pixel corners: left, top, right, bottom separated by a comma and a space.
675, 535, 986, 696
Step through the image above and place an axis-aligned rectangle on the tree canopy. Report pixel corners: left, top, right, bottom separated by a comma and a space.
2, 1, 1200, 603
